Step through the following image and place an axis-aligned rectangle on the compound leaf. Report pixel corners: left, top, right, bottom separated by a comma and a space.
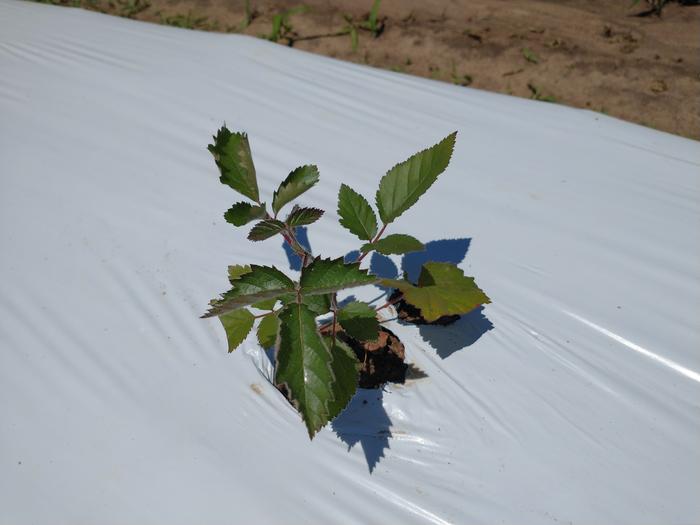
337, 184, 378, 241
208, 126, 259, 202
219, 308, 255, 352
337, 301, 379, 341
324, 337, 360, 418
375, 132, 457, 224
248, 219, 286, 241
272, 165, 320, 215
417, 261, 464, 287
275, 302, 335, 438
286, 206, 324, 228
202, 265, 295, 318
300, 257, 378, 296
257, 312, 279, 348
385, 262, 490, 322
224, 202, 267, 226
361, 233, 424, 255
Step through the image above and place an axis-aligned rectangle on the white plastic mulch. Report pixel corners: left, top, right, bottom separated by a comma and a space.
1, 1, 699, 523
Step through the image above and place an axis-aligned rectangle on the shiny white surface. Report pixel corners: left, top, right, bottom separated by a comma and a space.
1, 1, 699, 523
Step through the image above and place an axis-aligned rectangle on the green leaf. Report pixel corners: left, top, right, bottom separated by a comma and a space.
224, 202, 266, 226
257, 312, 279, 348
361, 233, 424, 255
349, 26, 358, 52
522, 47, 539, 64
208, 126, 259, 202
272, 165, 320, 215
337, 184, 378, 241
248, 219, 286, 241
286, 206, 324, 227
337, 301, 379, 341
417, 261, 462, 286
229, 265, 279, 308
228, 264, 252, 283
324, 337, 360, 418
304, 294, 332, 315
300, 257, 378, 296
219, 308, 255, 352
368, 0, 381, 32
202, 265, 295, 318
385, 262, 490, 322
275, 302, 336, 438
375, 132, 457, 224
280, 292, 332, 315
252, 298, 277, 310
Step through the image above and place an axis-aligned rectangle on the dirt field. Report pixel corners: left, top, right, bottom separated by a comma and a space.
36, 0, 700, 139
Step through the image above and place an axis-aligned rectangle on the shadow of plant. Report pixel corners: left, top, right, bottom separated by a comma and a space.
331, 389, 391, 474
401, 238, 471, 282
414, 305, 493, 358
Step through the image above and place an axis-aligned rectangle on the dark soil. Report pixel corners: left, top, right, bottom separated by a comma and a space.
338, 326, 407, 389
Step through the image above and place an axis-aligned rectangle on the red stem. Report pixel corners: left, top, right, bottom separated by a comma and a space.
374, 292, 403, 312
356, 223, 387, 264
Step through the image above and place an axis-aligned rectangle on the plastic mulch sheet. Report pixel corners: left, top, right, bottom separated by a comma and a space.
1, 1, 699, 523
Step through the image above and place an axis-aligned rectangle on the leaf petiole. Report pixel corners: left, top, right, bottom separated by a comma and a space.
374, 292, 403, 312
253, 309, 280, 319
356, 223, 388, 263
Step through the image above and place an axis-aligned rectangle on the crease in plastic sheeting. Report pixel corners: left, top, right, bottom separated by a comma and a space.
565, 310, 700, 383
245, 344, 275, 384
362, 479, 455, 525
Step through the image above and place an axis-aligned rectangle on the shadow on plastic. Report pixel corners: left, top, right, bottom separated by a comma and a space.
331, 389, 391, 474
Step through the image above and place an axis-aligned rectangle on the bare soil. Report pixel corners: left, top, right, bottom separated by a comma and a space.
341, 326, 407, 389
42, 0, 699, 138
320, 323, 407, 388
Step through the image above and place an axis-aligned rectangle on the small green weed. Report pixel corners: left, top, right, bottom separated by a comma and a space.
522, 47, 540, 64
527, 83, 556, 103
450, 61, 472, 86
339, 0, 385, 52
263, 5, 308, 44
161, 11, 209, 30
110, 0, 149, 18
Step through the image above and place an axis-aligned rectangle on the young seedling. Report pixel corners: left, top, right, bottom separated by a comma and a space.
239, 0, 256, 30
263, 5, 308, 44
527, 83, 557, 103
340, 0, 384, 52
522, 47, 540, 64
202, 126, 490, 438
365, 0, 383, 36
160, 10, 209, 30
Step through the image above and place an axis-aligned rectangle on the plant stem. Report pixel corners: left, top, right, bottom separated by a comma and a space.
330, 294, 338, 345
356, 223, 387, 264
284, 226, 314, 267
253, 309, 279, 319
374, 292, 403, 312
